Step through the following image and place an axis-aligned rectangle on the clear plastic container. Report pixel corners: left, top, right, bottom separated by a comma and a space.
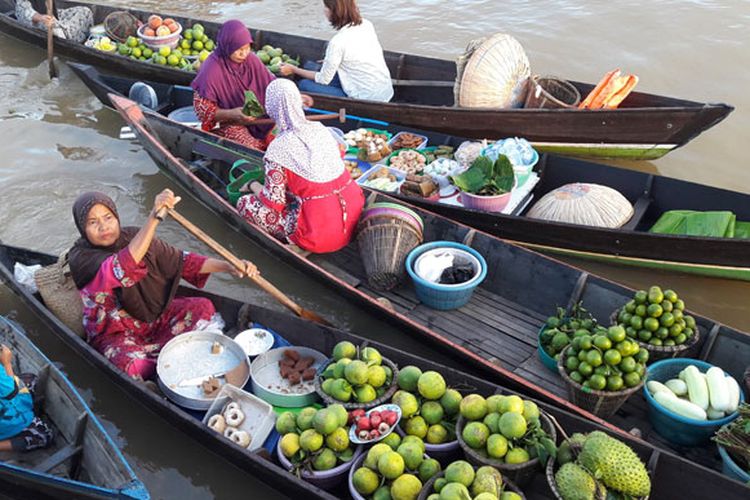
202, 384, 276, 452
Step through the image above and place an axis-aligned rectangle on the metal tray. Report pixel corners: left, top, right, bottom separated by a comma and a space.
250, 346, 327, 407
157, 330, 251, 410
202, 384, 276, 452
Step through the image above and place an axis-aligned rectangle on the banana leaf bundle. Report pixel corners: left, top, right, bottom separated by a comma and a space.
242, 90, 265, 118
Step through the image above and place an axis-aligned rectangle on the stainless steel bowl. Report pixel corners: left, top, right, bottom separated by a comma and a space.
156, 330, 251, 410
250, 346, 327, 407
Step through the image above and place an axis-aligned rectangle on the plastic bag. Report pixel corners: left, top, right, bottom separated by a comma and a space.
415, 252, 454, 283
14, 262, 42, 294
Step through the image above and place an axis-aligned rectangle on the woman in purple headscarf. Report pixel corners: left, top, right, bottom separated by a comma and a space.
191, 20, 277, 150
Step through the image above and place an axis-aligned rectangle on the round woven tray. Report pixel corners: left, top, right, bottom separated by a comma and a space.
545, 457, 649, 500
610, 308, 702, 363
456, 412, 556, 487
356, 215, 423, 291
314, 356, 400, 410
418, 468, 526, 500
557, 345, 645, 418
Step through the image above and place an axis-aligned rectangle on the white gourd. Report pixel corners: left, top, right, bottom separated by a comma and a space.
654, 390, 707, 421
665, 379, 688, 396
684, 365, 710, 410
706, 367, 731, 412
725, 375, 741, 413
647, 380, 672, 396
706, 407, 725, 420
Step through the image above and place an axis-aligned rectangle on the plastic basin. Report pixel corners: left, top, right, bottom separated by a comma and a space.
718, 444, 750, 483
406, 241, 487, 310
137, 23, 182, 50
395, 425, 461, 463
643, 358, 745, 446
537, 326, 559, 373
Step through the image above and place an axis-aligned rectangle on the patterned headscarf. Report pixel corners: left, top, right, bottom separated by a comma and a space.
263, 79, 344, 182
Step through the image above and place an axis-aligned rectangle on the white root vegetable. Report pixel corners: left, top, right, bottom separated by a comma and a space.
647, 380, 672, 396
678, 368, 688, 382
654, 390, 707, 421
706, 367, 731, 412
684, 365, 710, 410
706, 407, 725, 420
725, 375, 741, 413
665, 378, 688, 396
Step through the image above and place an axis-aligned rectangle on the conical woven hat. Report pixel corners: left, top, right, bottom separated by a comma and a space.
527, 183, 634, 228
456, 33, 530, 109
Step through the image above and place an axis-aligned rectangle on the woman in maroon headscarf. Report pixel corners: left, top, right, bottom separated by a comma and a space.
68, 189, 258, 381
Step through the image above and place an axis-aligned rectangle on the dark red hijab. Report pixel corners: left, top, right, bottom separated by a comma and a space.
68, 192, 184, 323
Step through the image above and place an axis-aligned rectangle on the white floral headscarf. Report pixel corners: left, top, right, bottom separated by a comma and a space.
263, 79, 344, 183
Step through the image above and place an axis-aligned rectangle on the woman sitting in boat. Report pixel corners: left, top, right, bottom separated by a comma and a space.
0, 346, 53, 453
237, 79, 364, 253
68, 189, 258, 381
15, 0, 93, 44
191, 19, 313, 151
278, 0, 393, 102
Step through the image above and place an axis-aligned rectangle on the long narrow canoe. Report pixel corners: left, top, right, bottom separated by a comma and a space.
69, 63, 750, 281
0, 245, 747, 498
0, 316, 147, 499
0, 0, 733, 160
109, 92, 750, 475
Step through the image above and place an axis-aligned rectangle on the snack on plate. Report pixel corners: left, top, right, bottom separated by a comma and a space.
388, 150, 427, 175
391, 132, 426, 150
344, 160, 364, 180
278, 349, 316, 386
344, 128, 392, 162
400, 174, 438, 199
363, 167, 401, 192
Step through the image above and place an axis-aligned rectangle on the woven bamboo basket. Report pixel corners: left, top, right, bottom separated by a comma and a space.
545, 456, 649, 500
104, 11, 141, 43
356, 215, 423, 291
456, 412, 557, 487
418, 469, 526, 500
526, 183, 634, 228
609, 308, 702, 362
455, 33, 530, 109
33, 251, 85, 337
314, 357, 399, 410
557, 346, 645, 418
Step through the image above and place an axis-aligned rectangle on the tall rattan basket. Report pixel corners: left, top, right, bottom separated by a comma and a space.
356, 215, 423, 291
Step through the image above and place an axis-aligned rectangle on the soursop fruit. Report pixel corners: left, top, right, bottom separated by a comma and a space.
577, 431, 651, 497
555, 463, 597, 500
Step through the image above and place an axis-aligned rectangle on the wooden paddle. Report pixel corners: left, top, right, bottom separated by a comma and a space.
155, 206, 333, 327
249, 108, 346, 126
45, 0, 57, 78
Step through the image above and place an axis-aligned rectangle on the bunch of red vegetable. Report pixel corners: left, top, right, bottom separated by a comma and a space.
349, 408, 399, 441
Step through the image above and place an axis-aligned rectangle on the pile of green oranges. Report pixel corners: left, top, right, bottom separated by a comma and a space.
616, 286, 697, 347
562, 325, 649, 392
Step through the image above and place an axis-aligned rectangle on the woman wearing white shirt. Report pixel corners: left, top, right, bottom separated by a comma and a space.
279, 0, 394, 102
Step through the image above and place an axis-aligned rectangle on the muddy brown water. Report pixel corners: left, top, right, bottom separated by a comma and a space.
1, 1, 749, 498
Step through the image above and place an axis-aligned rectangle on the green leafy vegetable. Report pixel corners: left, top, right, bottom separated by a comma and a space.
242, 90, 265, 117
450, 154, 515, 196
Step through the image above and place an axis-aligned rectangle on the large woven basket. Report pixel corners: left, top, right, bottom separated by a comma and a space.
104, 11, 141, 43
356, 215, 423, 291
610, 308, 702, 363
418, 468, 526, 500
526, 183, 634, 228
314, 357, 399, 410
557, 346, 644, 418
33, 251, 85, 338
456, 412, 556, 487
545, 457, 649, 500
455, 33, 530, 109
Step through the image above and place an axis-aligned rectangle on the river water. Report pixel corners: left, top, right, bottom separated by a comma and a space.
0, 1, 749, 498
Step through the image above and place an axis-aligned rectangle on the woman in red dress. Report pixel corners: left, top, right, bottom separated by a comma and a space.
237, 79, 364, 253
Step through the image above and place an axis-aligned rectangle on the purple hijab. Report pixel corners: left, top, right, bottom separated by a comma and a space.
191, 20, 275, 111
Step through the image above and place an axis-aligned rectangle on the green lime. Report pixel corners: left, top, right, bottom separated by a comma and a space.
607, 326, 626, 343
664, 289, 678, 303
649, 338, 663, 346
623, 372, 641, 388
546, 317, 560, 328
635, 305, 647, 317
569, 371, 584, 384
625, 300, 636, 313
593, 335, 612, 350
659, 312, 675, 327
661, 300, 673, 313
647, 304, 663, 318
607, 375, 624, 391
619, 357, 636, 373
637, 330, 652, 342
625, 327, 636, 339
621, 312, 633, 325
586, 350, 603, 368
675, 299, 685, 311
634, 290, 648, 304
669, 324, 683, 337
630, 316, 643, 331
594, 365, 611, 377
655, 327, 669, 340
648, 286, 664, 304
675, 333, 687, 344
635, 348, 649, 364
589, 374, 607, 391
578, 361, 593, 377
663, 339, 676, 346
643, 317, 659, 332
577, 350, 588, 362
672, 309, 684, 322
603, 349, 622, 366
684, 327, 694, 338
579, 336, 593, 350
685, 315, 696, 329
566, 356, 580, 371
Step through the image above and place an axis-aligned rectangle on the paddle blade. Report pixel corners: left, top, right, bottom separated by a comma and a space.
299, 308, 334, 327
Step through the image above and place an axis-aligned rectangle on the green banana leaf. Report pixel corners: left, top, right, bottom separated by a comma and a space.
242, 90, 265, 118
649, 210, 736, 238
451, 154, 514, 195
734, 221, 750, 239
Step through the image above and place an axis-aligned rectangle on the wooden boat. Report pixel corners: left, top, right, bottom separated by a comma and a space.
0, 0, 733, 160
0, 245, 747, 499
0, 316, 148, 499
69, 62, 750, 281
104, 90, 750, 475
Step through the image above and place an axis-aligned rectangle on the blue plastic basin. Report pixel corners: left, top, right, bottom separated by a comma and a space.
718, 445, 750, 483
537, 326, 559, 373
405, 241, 487, 310
643, 358, 745, 446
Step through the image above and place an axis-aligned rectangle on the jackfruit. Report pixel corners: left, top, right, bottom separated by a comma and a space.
577, 431, 650, 497
555, 463, 596, 500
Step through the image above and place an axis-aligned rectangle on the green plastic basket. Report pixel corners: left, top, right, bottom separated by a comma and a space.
226, 159, 264, 206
